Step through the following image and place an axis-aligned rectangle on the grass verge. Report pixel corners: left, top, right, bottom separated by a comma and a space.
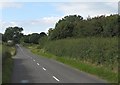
2, 45, 16, 83
28, 45, 118, 83
2, 57, 13, 83
0, 44, 2, 84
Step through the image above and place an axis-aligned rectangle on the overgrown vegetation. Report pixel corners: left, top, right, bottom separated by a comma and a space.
43, 38, 118, 71
2, 44, 16, 83
28, 37, 118, 83
24, 14, 118, 83
16, 14, 119, 44
1, 14, 119, 83
0, 44, 2, 84
48, 15, 118, 40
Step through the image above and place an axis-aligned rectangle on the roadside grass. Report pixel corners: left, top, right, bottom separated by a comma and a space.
0, 44, 2, 54
2, 44, 16, 83
0, 44, 2, 84
2, 57, 13, 83
43, 37, 118, 72
28, 45, 118, 83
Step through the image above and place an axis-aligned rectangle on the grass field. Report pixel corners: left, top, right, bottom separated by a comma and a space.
28, 37, 118, 83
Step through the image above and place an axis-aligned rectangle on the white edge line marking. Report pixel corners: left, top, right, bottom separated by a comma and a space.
37, 63, 39, 65
53, 76, 59, 81
42, 67, 46, 71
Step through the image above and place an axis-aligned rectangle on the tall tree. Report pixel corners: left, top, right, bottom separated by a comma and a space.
49, 14, 118, 40
50, 15, 83, 40
39, 32, 47, 38
29, 33, 40, 44
4, 26, 23, 43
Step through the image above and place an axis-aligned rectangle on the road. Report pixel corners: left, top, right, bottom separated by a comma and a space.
11, 44, 107, 83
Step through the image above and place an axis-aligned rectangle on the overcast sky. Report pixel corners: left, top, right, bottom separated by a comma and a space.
0, 0, 118, 34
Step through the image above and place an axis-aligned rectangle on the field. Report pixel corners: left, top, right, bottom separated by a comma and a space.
29, 37, 118, 83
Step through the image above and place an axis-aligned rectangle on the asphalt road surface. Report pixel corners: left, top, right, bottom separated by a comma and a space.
11, 44, 107, 83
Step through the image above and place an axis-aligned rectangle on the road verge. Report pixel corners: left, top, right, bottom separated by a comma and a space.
28, 45, 118, 83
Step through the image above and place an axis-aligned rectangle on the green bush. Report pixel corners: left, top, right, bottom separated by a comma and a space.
43, 37, 118, 71
2, 44, 15, 83
2, 45, 12, 62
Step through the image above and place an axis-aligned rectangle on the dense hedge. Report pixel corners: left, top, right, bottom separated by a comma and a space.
2, 44, 16, 83
2, 45, 12, 62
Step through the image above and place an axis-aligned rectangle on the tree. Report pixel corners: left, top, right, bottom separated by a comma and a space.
3, 26, 23, 43
39, 32, 47, 38
29, 33, 40, 44
22, 35, 31, 43
22, 32, 47, 44
50, 15, 83, 40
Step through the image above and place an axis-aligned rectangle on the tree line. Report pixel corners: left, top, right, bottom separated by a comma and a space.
48, 14, 119, 40
1, 14, 119, 44
1, 27, 47, 44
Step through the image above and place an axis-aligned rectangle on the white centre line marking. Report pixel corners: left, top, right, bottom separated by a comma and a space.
53, 76, 60, 82
42, 67, 46, 71
37, 63, 39, 65
21, 80, 29, 83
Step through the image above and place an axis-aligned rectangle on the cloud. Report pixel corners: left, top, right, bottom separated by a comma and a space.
118, 4, 120, 12
0, 20, 19, 33
22, 30, 32, 35
1, 0, 119, 2
69, 0, 119, 2
0, 16, 62, 34
54, 2, 118, 18
30, 16, 61, 25
0, 1, 23, 9
0, 2, 118, 34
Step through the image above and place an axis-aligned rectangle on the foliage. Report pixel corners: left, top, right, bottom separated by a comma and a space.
28, 45, 118, 83
2, 45, 12, 62
38, 36, 48, 49
22, 32, 47, 44
2, 44, 15, 83
49, 14, 118, 40
3, 26, 23, 43
49, 15, 83, 40
43, 37, 118, 71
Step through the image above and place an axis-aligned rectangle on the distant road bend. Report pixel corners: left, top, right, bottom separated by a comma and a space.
11, 44, 107, 83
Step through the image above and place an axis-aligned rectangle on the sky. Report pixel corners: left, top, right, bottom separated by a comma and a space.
0, 0, 119, 34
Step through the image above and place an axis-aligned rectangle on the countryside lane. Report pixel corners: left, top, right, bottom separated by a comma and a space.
11, 44, 107, 83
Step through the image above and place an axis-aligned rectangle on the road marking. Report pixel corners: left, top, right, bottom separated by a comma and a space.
19, 45, 24, 53
42, 67, 46, 71
37, 63, 39, 65
21, 80, 29, 83
53, 76, 60, 82
33, 59, 35, 61
18, 45, 32, 59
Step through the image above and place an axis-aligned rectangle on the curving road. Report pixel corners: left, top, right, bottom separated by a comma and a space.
11, 44, 107, 83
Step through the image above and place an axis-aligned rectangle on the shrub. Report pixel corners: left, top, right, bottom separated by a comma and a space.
43, 37, 118, 71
